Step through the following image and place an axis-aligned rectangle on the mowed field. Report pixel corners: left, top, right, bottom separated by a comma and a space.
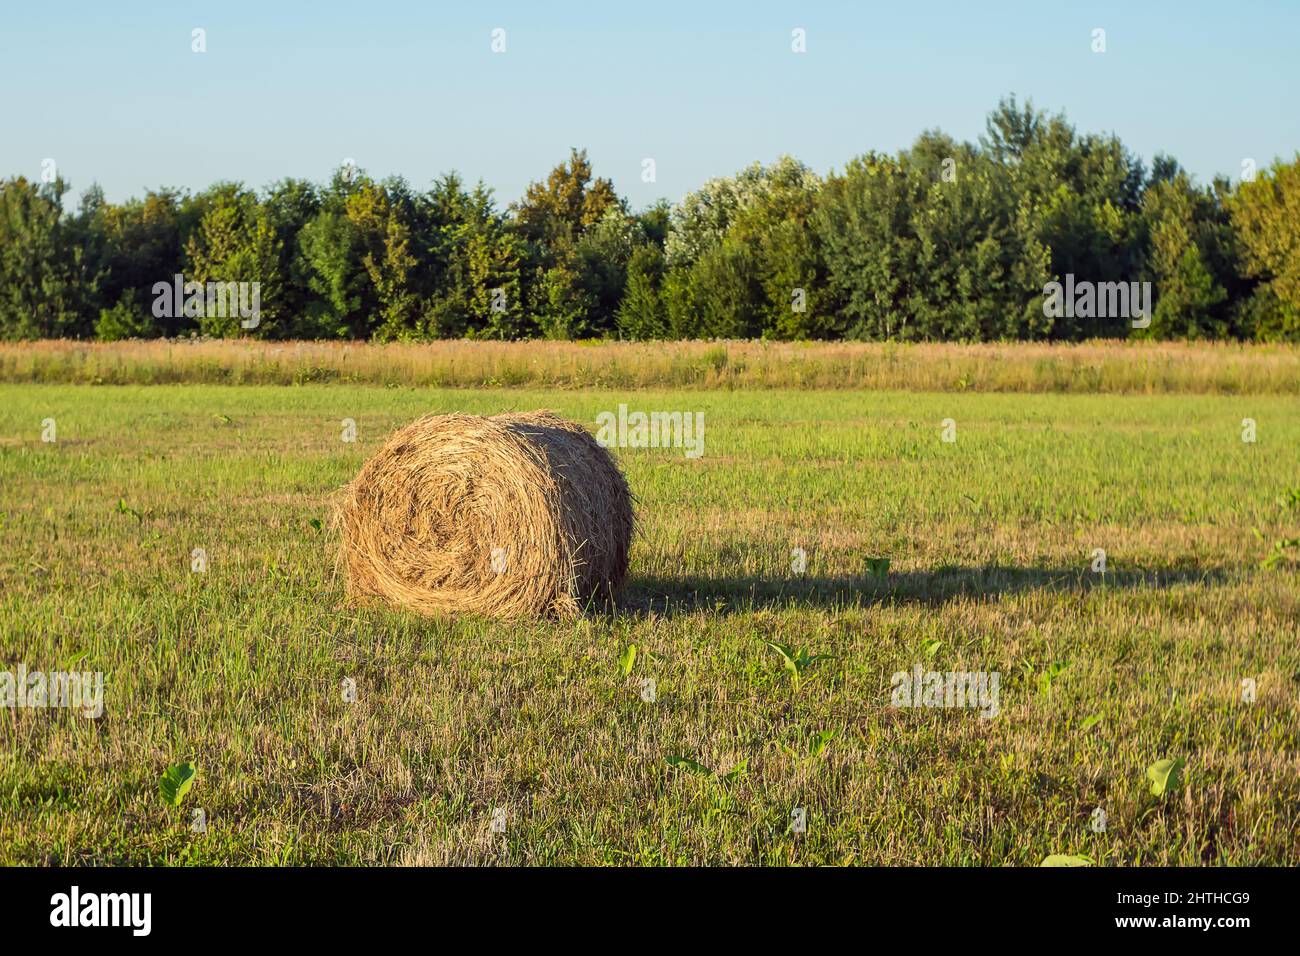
1, 372, 1298, 864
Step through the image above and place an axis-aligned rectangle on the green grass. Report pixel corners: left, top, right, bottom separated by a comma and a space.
1, 383, 1297, 865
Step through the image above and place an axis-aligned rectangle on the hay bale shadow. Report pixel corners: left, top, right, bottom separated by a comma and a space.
619, 564, 1235, 618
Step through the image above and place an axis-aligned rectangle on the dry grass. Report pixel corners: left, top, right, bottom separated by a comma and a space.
336, 412, 633, 619
3, 338, 1300, 394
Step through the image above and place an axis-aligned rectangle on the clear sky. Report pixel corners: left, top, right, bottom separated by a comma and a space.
2, 0, 1296, 210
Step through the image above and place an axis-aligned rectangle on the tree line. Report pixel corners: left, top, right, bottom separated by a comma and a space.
2, 97, 1297, 343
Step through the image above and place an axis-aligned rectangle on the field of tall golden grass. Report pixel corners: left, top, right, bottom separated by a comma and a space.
3, 338, 1299, 393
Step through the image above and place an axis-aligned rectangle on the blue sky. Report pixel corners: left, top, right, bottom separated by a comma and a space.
2, 0, 1296, 210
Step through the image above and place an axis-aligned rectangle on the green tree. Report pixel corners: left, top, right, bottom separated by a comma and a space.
616, 243, 667, 339
684, 237, 762, 338
813, 153, 924, 339
90, 189, 188, 337
0, 177, 89, 339
983, 96, 1146, 339
262, 179, 320, 337
344, 180, 424, 341
1228, 156, 1300, 340
512, 148, 621, 250
425, 175, 527, 339
1139, 172, 1235, 339
183, 183, 284, 337
665, 157, 824, 339
513, 149, 624, 338
906, 144, 1052, 340
566, 208, 641, 335
296, 166, 375, 338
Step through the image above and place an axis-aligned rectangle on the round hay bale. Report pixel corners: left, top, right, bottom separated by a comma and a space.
336, 411, 633, 619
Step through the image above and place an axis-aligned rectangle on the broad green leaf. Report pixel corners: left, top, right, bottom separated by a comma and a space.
617, 643, 636, 678
809, 729, 836, 758
765, 641, 796, 666
1041, 854, 1094, 867
159, 761, 197, 807
1043, 661, 1069, 685
60, 650, 90, 670
665, 755, 712, 776
1079, 714, 1103, 731
765, 641, 800, 685
1146, 757, 1185, 798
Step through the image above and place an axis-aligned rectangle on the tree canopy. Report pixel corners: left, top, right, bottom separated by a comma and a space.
3, 99, 1297, 342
